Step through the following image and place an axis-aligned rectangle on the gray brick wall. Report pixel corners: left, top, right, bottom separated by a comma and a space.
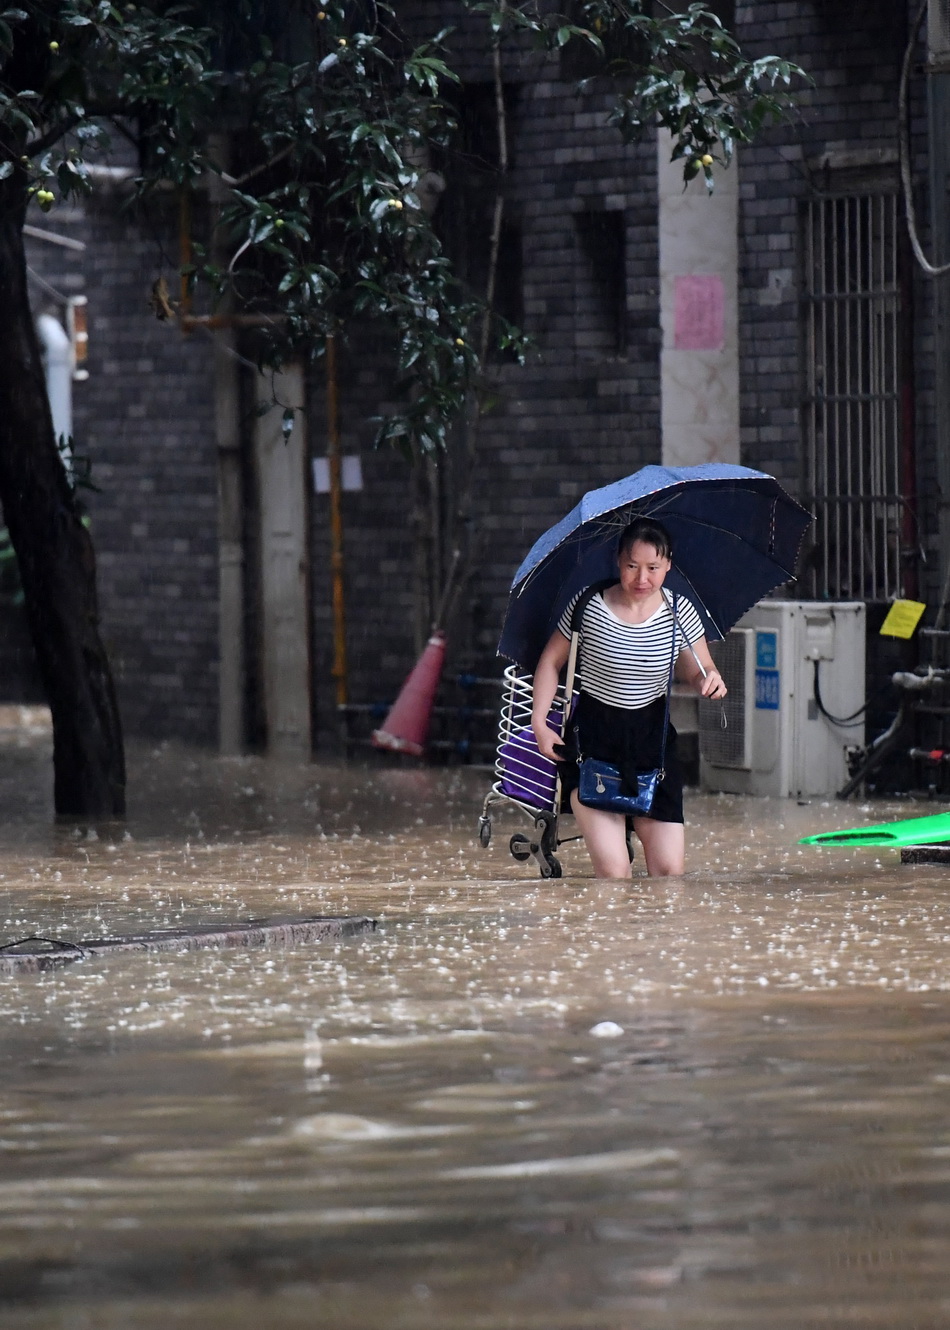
24, 175, 219, 743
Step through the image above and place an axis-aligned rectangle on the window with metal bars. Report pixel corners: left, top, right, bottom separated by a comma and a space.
801, 191, 911, 602
574, 209, 627, 356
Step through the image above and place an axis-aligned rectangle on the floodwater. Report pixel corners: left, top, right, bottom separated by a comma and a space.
3, 712, 950, 1327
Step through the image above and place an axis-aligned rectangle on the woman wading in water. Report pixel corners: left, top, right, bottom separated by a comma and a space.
531, 519, 726, 879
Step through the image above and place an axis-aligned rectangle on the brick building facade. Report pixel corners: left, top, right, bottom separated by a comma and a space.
19, 178, 220, 743
6, 1, 936, 760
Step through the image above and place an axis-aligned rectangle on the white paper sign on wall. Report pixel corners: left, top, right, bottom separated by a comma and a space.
312, 455, 364, 493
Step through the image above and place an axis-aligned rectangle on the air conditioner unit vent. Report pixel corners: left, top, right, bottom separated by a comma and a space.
699, 628, 752, 769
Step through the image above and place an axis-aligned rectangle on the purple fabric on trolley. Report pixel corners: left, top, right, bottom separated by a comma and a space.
498, 707, 571, 809
498, 727, 558, 808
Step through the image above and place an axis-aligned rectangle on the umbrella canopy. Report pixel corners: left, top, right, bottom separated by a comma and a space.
498, 463, 813, 672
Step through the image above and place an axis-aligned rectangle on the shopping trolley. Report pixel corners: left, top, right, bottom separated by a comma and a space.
476, 664, 578, 878
477, 592, 599, 878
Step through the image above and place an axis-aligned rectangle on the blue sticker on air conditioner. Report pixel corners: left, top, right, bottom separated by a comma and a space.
756, 630, 777, 670
755, 668, 780, 710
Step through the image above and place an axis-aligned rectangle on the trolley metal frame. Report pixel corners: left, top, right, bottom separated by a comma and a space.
477, 621, 586, 878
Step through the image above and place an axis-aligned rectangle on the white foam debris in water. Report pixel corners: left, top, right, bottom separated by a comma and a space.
444, 1146, 680, 1180
589, 1021, 625, 1038
290, 1113, 466, 1142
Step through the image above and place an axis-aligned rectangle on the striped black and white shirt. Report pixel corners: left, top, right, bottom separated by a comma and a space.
558, 588, 705, 710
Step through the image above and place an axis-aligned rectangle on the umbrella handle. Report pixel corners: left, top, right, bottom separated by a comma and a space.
662, 588, 710, 682
686, 642, 707, 679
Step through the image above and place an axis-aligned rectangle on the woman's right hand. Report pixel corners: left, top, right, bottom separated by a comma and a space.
532, 629, 572, 764
533, 723, 564, 763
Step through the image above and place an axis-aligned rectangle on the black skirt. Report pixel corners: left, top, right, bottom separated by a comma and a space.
557, 691, 684, 825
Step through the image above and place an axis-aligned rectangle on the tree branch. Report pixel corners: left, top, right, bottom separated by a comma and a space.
26, 113, 81, 157
210, 141, 296, 189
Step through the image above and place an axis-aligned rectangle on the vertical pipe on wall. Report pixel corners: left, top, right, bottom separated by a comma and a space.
857, 198, 864, 594
207, 135, 245, 755
899, 190, 918, 599
214, 329, 245, 755
178, 187, 193, 322
815, 201, 823, 593
928, 55, 950, 620
325, 332, 348, 708
845, 196, 852, 595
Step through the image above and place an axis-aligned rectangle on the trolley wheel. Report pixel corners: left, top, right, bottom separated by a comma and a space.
538, 853, 562, 880
534, 811, 558, 852
478, 816, 492, 848
509, 833, 532, 862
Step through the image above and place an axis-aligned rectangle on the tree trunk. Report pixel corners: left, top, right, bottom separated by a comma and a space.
0, 181, 125, 817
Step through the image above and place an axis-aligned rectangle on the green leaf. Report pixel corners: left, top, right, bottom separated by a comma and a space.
250, 218, 275, 243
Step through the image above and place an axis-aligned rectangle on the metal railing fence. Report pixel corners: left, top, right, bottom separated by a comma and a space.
802, 192, 905, 601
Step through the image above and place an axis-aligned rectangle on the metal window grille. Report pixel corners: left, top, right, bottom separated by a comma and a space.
802, 192, 905, 601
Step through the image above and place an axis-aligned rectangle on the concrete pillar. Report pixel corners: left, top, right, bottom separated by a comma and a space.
214, 329, 245, 755
657, 129, 740, 467
254, 366, 312, 759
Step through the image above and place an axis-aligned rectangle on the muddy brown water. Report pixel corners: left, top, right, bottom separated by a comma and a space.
3, 720, 950, 1327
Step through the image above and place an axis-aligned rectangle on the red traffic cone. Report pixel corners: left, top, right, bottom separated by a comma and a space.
372, 631, 446, 757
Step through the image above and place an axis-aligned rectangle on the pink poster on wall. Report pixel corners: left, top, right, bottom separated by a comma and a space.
673, 274, 725, 350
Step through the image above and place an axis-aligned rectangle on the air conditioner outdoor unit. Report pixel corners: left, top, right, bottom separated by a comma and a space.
699, 601, 866, 798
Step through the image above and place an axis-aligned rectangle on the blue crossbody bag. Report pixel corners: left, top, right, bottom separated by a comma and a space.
575, 592, 680, 816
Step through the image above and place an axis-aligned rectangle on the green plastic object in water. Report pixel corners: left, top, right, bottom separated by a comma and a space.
800, 809, 950, 847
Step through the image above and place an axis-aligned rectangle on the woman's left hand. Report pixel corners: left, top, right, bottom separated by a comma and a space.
699, 669, 726, 699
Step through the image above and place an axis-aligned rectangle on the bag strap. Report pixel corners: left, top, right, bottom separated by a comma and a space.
563, 579, 617, 732
654, 591, 680, 776
569, 578, 617, 635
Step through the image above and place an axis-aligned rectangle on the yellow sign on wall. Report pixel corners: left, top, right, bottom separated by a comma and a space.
879, 599, 927, 639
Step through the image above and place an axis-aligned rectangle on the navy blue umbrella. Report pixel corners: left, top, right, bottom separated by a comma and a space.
498, 463, 813, 672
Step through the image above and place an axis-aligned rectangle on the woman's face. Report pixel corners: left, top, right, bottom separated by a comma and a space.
618, 539, 671, 600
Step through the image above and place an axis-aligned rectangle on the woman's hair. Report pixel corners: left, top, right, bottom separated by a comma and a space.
617, 518, 672, 561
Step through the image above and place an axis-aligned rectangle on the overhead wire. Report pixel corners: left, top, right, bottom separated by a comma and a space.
899, 0, 950, 276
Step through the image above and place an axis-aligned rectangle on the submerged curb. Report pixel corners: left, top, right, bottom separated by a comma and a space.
900, 845, 950, 865
0, 915, 377, 975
